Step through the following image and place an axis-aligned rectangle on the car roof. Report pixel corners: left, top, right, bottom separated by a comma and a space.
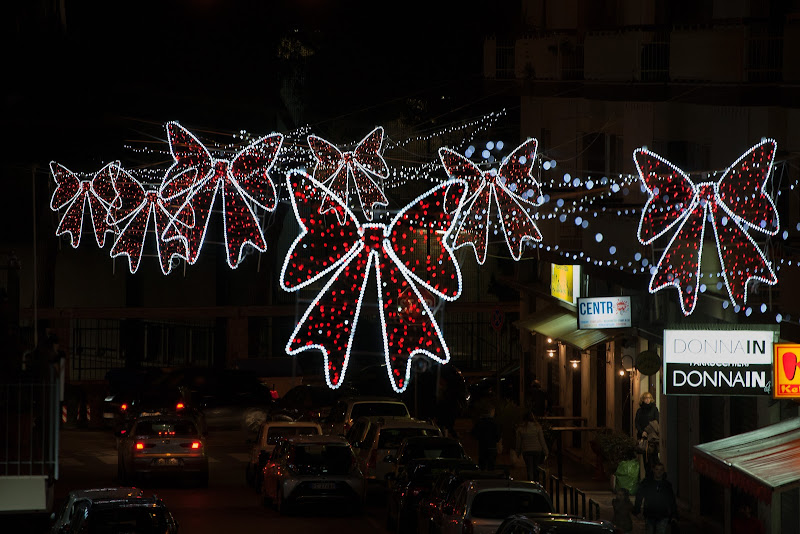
510, 513, 616, 531
86, 496, 168, 509
262, 421, 321, 429
466, 479, 547, 492
401, 436, 461, 446
355, 416, 435, 428
287, 434, 351, 445
67, 487, 143, 501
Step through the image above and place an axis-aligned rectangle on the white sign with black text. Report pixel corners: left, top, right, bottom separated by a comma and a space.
663, 329, 775, 396
577, 296, 631, 329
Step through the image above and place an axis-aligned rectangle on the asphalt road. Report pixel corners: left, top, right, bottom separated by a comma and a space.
9, 427, 391, 534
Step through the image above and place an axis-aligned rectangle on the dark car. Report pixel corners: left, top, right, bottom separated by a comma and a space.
63, 493, 178, 534
157, 367, 276, 432
101, 368, 165, 430
269, 384, 359, 422
387, 457, 479, 533
417, 469, 511, 534
496, 513, 620, 534
386, 436, 469, 487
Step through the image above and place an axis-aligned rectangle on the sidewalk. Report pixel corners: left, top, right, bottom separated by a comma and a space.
454, 418, 696, 534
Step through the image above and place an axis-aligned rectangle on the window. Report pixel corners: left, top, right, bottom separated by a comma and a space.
135, 421, 198, 437
292, 444, 354, 475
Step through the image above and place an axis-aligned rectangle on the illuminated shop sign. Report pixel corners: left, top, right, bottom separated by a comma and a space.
774, 344, 800, 399
663, 329, 775, 396
577, 296, 631, 329
551, 264, 580, 305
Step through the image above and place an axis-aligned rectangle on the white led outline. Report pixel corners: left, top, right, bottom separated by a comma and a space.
438, 139, 543, 265
161, 122, 283, 269
49, 161, 120, 249
308, 127, 389, 222
634, 140, 780, 316
108, 166, 188, 275
282, 171, 466, 392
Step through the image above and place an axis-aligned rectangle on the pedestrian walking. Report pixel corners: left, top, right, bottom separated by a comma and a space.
612, 487, 634, 534
634, 391, 659, 439
515, 411, 549, 482
633, 462, 677, 534
471, 407, 502, 470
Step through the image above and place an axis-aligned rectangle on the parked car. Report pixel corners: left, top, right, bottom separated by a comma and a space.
50, 487, 143, 534
260, 434, 365, 515
269, 384, 359, 422
439, 479, 555, 534
156, 367, 276, 432
386, 457, 479, 533
324, 396, 411, 436
347, 416, 441, 488
417, 469, 511, 534
385, 436, 469, 489
246, 420, 322, 491
496, 513, 620, 534
101, 367, 165, 430
117, 414, 209, 487
62, 493, 178, 534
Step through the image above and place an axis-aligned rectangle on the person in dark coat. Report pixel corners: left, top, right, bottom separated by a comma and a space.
633, 462, 677, 534
526, 379, 548, 417
634, 391, 659, 439
471, 407, 502, 470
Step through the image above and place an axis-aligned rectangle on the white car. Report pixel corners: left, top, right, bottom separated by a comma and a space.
439, 479, 554, 534
246, 419, 322, 490
50, 487, 143, 534
324, 396, 411, 436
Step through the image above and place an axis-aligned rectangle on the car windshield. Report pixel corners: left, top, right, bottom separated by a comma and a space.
293, 444, 354, 475
85, 505, 169, 534
267, 426, 319, 444
378, 428, 440, 449
350, 403, 408, 419
135, 420, 198, 437
469, 490, 552, 519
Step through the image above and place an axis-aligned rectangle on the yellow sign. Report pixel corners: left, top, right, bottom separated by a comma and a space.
774, 344, 800, 398
551, 264, 579, 304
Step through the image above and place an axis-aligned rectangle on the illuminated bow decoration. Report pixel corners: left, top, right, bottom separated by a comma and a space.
49, 161, 119, 248
439, 138, 543, 264
161, 121, 284, 268
634, 138, 779, 316
280, 170, 466, 393
108, 164, 189, 275
308, 126, 389, 223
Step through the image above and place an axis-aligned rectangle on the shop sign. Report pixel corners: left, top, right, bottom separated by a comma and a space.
551, 264, 580, 305
774, 344, 800, 399
577, 296, 631, 329
663, 329, 774, 396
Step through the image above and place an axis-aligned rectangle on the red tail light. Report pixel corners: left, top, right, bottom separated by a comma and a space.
120, 404, 128, 412
180, 441, 203, 449
191, 441, 201, 449
462, 519, 473, 534
176, 402, 185, 410
134, 442, 155, 450
135, 442, 144, 450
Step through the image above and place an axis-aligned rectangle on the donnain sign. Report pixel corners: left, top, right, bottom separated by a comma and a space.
663, 329, 775, 396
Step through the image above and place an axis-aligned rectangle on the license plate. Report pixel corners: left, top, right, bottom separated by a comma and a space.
103, 413, 115, 419
311, 482, 336, 490
155, 458, 181, 466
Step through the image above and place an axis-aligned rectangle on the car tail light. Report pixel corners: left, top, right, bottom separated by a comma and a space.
176, 402, 185, 410
180, 441, 202, 449
120, 403, 128, 412
462, 519, 473, 534
135, 442, 155, 450
270, 390, 279, 400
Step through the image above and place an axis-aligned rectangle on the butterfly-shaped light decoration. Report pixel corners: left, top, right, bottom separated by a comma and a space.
279, 170, 467, 393
307, 126, 389, 223
160, 121, 284, 268
634, 138, 780, 316
438, 138, 543, 265
107, 164, 189, 275
49, 161, 119, 248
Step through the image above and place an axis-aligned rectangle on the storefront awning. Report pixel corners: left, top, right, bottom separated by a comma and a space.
513, 306, 616, 351
693, 417, 800, 503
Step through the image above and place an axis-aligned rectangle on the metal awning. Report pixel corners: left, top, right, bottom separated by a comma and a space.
513, 306, 616, 351
693, 417, 800, 503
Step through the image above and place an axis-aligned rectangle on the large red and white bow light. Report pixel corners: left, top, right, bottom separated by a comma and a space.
49, 161, 119, 249
280, 170, 466, 392
161, 121, 284, 268
634, 138, 780, 316
439, 138, 543, 265
108, 164, 189, 275
308, 126, 389, 223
